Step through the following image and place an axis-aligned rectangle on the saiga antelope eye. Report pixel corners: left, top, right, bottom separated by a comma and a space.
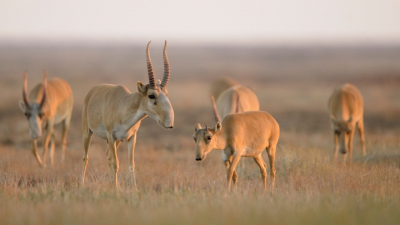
207, 136, 212, 141
148, 94, 155, 99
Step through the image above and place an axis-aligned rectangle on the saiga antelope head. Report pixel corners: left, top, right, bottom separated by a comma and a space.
19, 71, 47, 139
193, 96, 222, 161
137, 41, 174, 129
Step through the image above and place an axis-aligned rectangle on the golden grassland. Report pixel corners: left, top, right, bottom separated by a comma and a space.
0, 44, 400, 224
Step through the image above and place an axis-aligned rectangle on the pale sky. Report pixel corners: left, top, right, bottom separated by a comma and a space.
1, 0, 400, 45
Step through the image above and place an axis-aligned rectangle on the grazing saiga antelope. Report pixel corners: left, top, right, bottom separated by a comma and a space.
19, 71, 73, 167
328, 83, 365, 162
193, 97, 280, 192
213, 85, 259, 168
81, 41, 174, 188
210, 77, 238, 100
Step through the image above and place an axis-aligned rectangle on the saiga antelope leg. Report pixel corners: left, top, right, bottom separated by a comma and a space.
227, 153, 241, 192
106, 141, 121, 170
31, 139, 43, 167
128, 134, 137, 190
224, 156, 238, 188
266, 145, 276, 193
49, 133, 56, 166
333, 133, 339, 162
61, 116, 71, 163
357, 119, 366, 156
107, 134, 119, 188
348, 129, 356, 162
253, 154, 267, 190
81, 129, 93, 186
42, 119, 54, 166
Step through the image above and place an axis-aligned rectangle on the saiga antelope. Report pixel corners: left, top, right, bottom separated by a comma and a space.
19, 71, 73, 167
193, 97, 280, 192
213, 85, 259, 168
328, 83, 365, 162
81, 41, 174, 188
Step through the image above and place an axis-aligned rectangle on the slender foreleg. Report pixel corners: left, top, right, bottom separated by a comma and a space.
107, 134, 119, 188
42, 119, 54, 166
227, 152, 241, 192
81, 129, 93, 186
31, 139, 43, 167
128, 134, 137, 190
49, 133, 56, 166
61, 116, 71, 163
222, 152, 238, 187
357, 119, 366, 156
348, 129, 356, 162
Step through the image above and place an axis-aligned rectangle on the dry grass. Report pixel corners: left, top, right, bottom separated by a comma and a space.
0, 44, 400, 224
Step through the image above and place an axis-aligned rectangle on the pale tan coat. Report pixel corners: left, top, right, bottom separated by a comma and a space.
81, 41, 174, 188
328, 83, 365, 162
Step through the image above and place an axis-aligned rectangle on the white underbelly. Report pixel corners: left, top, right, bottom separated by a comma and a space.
90, 124, 108, 140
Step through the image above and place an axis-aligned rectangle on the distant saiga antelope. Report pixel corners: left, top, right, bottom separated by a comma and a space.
19, 71, 73, 167
328, 83, 365, 162
193, 97, 279, 192
81, 41, 174, 188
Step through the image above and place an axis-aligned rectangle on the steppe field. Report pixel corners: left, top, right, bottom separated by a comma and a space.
1, 43, 400, 225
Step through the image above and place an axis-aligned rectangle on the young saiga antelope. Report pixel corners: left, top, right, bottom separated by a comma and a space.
193, 97, 280, 192
81, 41, 174, 188
19, 71, 73, 167
214, 85, 260, 168
328, 83, 365, 162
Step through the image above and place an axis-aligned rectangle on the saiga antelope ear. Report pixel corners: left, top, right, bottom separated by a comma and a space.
195, 123, 202, 132
19, 100, 26, 112
212, 122, 222, 133
137, 81, 147, 94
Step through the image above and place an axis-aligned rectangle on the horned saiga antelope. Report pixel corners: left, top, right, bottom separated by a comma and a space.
81, 41, 174, 188
193, 97, 280, 192
19, 71, 73, 167
328, 83, 365, 162
213, 85, 259, 168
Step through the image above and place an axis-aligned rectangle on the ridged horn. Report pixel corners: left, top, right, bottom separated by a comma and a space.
40, 71, 47, 107
22, 71, 30, 106
161, 40, 170, 88
146, 41, 156, 89
211, 95, 221, 123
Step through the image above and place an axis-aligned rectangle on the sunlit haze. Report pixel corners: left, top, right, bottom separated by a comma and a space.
1, 0, 400, 45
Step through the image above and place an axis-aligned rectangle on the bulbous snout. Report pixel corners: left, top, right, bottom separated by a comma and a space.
161, 111, 174, 129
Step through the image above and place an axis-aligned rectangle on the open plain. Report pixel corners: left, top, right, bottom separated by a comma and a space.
0, 43, 400, 224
